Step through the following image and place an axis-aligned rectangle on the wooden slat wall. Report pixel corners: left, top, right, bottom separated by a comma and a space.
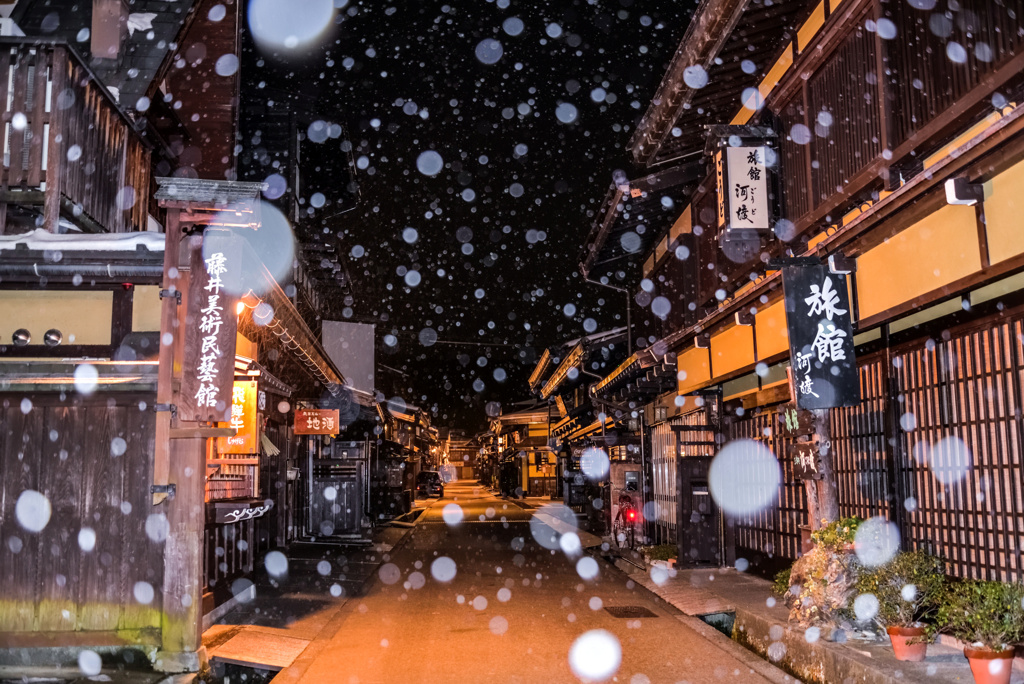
885, 0, 1024, 150
204, 519, 255, 596
0, 392, 162, 635
726, 411, 805, 567
720, 314, 1024, 582
893, 320, 1024, 581
806, 17, 882, 204
830, 357, 890, 521
771, 0, 1024, 232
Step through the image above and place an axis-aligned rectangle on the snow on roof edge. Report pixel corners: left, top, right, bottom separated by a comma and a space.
0, 228, 165, 253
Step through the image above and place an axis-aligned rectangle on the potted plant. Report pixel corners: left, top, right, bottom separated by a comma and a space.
855, 550, 944, 661
938, 579, 1024, 684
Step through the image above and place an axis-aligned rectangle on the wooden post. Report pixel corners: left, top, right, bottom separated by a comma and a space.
812, 408, 840, 525
155, 230, 207, 673
152, 210, 180, 506
157, 435, 207, 672
43, 47, 65, 233
788, 368, 839, 529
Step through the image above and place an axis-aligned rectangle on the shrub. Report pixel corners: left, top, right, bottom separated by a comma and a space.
855, 550, 944, 629
810, 516, 863, 550
937, 579, 1024, 652
642, 544, 677, 561
773, 567, 792, 597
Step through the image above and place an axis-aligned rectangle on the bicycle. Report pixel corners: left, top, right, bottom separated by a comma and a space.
613, 494, 638, 550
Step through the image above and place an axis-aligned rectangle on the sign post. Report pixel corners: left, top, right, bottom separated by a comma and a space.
781, 261, 859, 529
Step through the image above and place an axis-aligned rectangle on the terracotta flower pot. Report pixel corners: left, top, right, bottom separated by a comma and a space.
964, 645, 1016, 684
886, 625, 927, 662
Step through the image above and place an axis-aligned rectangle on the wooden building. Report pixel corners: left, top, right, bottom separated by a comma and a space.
596, 0, 1024, 579
0, 0, 370, 673
488, 404, 560, 499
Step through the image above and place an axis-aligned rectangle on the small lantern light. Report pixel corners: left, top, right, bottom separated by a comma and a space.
44, 329, 63, 347
12, 329, 30, 347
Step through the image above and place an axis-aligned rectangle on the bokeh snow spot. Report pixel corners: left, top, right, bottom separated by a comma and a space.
855, 516, 900, 567
431, 556, 457, 582
569, 629, 621, 681
15, 490, 51, 533
265, 550, 288, 578
708, 440, 781, 516
442, 503, 464, 525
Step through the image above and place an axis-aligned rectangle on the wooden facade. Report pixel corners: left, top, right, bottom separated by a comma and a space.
600, 0, 1024, 581
0, 391, 162, 646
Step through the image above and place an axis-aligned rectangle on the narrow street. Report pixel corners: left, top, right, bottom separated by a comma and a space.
276, 482, 781, 684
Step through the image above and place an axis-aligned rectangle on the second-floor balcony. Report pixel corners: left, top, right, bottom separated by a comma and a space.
0, 38, 151, 235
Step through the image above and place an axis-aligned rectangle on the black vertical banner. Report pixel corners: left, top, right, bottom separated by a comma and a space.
782, 264, 859, 409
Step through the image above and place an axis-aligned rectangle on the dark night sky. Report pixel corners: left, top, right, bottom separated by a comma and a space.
240, 0, 693, 430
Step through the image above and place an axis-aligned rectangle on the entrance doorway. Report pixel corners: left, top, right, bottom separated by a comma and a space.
307, 440, 369, 542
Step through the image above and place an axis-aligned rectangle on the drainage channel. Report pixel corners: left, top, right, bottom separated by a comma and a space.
697, 611, 736, 638
209, 660, 279, 683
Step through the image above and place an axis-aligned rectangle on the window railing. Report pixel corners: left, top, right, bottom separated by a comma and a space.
0, 39, 151, 234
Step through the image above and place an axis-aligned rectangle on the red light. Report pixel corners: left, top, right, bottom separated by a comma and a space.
628, 510, 636, 521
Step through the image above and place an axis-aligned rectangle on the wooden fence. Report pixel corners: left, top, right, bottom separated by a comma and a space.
0, 392, 162, 640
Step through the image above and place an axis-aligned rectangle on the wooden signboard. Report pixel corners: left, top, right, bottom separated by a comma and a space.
217, 380, 259, 454
790, 442, 823, 480
180, 229, 242, 423
782, 263, 860, 410
294, 409, 340, 435
209, 499, 274, 524
776, 403, 814, 437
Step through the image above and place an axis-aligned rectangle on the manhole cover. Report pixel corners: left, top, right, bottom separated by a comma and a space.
605, 605, 658, 619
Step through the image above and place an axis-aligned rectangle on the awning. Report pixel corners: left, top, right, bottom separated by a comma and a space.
528, 348, 552, 392
566, 417, 615, 442
579, 165, 701, 283
592, 348, 678, 405
551, 402, 594, 439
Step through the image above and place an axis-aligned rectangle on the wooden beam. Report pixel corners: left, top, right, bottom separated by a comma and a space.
152, 210, 180, 506
169, 426, 236, 439
43, 47, 65, 233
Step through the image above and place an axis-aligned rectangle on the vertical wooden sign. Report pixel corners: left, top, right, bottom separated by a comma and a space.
179, 229, 242, 423
782, 263, 859, 410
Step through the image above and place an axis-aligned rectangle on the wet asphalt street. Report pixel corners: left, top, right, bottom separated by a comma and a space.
275, 481, 781, 684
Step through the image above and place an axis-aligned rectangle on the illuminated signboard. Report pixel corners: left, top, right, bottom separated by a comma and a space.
216, 380, 258, 454
180, 229, 241, 423
294, 409, 340, 435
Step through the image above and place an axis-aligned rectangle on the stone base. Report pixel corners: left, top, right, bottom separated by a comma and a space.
153, 646, 207, 674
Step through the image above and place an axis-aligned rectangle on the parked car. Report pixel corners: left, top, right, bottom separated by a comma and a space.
417, 471, 445, 498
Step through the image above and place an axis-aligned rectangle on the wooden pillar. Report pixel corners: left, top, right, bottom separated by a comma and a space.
153, 210, 180, 505
157, 435, 207, 672
43, 47, 66, 233
788, 368, 839, 529
812, 408, 840, 525
155, 225, 211, 672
